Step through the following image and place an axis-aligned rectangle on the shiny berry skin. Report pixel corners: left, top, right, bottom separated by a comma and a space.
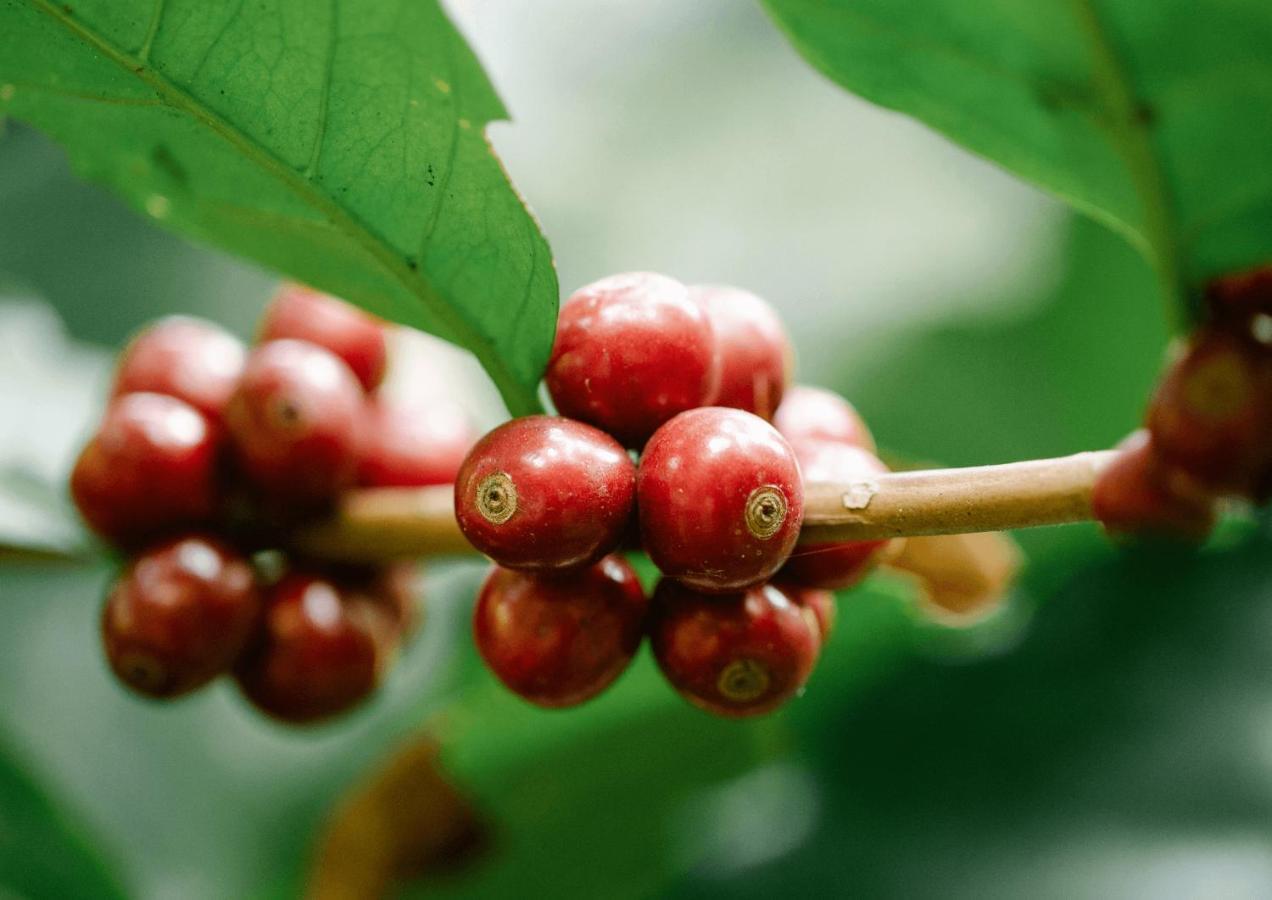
258, 283, 387, 392
455, 416, 636, 572
638, 407, 804, 593
690, 284, 792, 420
101, 534, 261, 698
1091, 430, 1217, 539
71, 393, 219, 546
786, 585, 836, 643
780, 441, 893, 590
545, 272, 720, 447
357, 397, 474, 488
772, 384, 875, 453
112, 317, 246, 422
473, 556, 647, 708
235, 572, 396, 724
225, 339, 365, 503
649, 580, 820, 718
1147, 330, 1268, 494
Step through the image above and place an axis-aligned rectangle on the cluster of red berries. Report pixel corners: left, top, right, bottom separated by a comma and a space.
71, 286, 473, 723
458, 273, 893, 717
1094, 267, 1272, 538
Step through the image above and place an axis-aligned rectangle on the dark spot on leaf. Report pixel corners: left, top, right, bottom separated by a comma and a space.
407, 258, 418, 271
1134, 101, 1156, 128
152, 145, 187, 185
426, 164, 436, 187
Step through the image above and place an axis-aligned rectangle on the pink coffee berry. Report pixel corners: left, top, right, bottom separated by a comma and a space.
259, 283, 387, 392
357, 396, 475, 488
1092, 429, 1217, 539
112, 317, 246, 422
773, 384, 875, 453
690, 284, 792, 420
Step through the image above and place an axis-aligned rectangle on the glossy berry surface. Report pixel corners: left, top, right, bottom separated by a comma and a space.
781, 440, 893, 590
225, 339, 365, 503
649, 580, 820, 718
112, 316, 246, 422
455, 416, 636, 572
473, 556, 647, 708
235, 572, 395, 724
779, 583, 836, 644
772, 384, 875, 453
1091, 430, 1216, 539
690, 284, 792, 420
258, 283, 387, 392
545, 272, 720, 447
71, 392, 219, 545
638, 407, 803, 593
357, 397, 474, 487
101, 534, 261, 698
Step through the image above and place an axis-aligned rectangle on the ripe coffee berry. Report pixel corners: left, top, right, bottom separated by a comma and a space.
690, 284, 792, 420
546, 272, 720, 447
781, 441, 894, 590
773, 384, 875, 453
71, 392, 219, 545
225, 339, 365, 503
259, 284, 387, 392
473, 555, 647, 708
357, 397, 474, 488
638, 407, 803, 593
1091, 430, 1217, 539
235, 571, 396, 724
650, 580, 820, 718
1205, 265, 1272, 343
101, 534, 261, 698
112, 317, 246, 422
783, 584, 836, 644
455, 416, 636, 572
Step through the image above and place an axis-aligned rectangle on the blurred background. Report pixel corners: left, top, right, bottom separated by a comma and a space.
2, 1, 1270, 897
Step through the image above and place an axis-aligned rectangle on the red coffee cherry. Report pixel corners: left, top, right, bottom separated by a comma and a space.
780, 440, 894, 590
473, 556, 647, 708
101, 534, 261, 698
225, 340, 365, 503
638, 407, 803, 593
1205, 265, 1272, 345
112, 317, 246, 422
1147, 329, 1268, 495
690, 284, 792, 420
649, 580, 820, 718
1091, 430, 1217, 539
259, 283, 387, 392
455, 416, 636, 572
235, 571, 397, 724
71, 392, 219, 546
772, 384, 875, 453
545, 272, 720, 447
784, 584, 836, 644
357, 397, 474, 487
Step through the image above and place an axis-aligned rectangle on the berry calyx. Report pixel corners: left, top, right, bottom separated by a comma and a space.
258, 284, 388, 392
649, 579, 820, 718
225, 339, 365, 504
545, 272, 720, 447
71, 392, 220, 545
473, 556, 647, 708
356, 396, 474, 488
690, 284, 792, 420
101, 534, 261, 698
1091, 429, 1217, 539
454, 416, 636, 572
772, 384, 875, 453
112, 317, 246, 422
638, 407, 803, 593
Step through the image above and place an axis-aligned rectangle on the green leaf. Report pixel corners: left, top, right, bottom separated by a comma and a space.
0, 0, 555, 415
762, 0, 1272, 324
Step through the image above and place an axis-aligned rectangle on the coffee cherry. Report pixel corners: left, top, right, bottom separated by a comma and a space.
649, 580, 820, 718
1147, 329, 1268, 494
112, 317, 246, 422
455, 416, 636, 572
259, 283, 387, 392
779, 582, 836, 644
545, 272, 720, 447
1206, 265, 1272, 344
225, 340, 365, 504
1091, 430, 1217, 539
473, 556, 647, 708
690, 284, 792, 420
101, 535, 261, 698
71, 392, 219, 545
780, 440, 894, 590
235, 571, 396, 724
638, 407, 803, 593
772, 384, 875, 453
357, 397, 474, 488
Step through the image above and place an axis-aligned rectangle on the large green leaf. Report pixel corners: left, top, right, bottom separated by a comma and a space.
762, 0, 1272, 323
0, 0, 555, 414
